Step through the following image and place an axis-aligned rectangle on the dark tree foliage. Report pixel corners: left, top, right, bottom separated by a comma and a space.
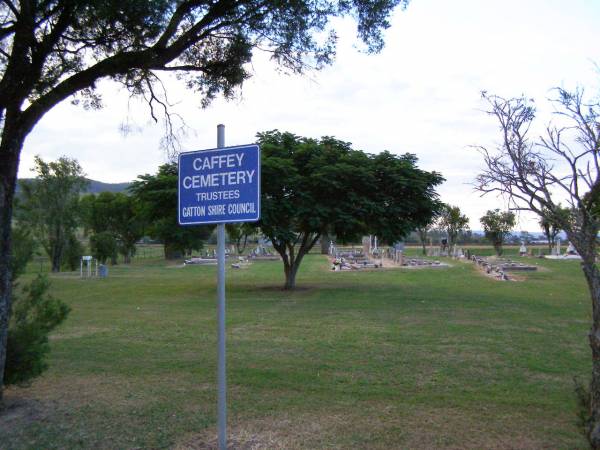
80, 192, 143, 263
130, 163, 212, 259
0, 0, 406, 398
89, 230, 118, 265
257, 130, 443, 289
9, 226, 35, 283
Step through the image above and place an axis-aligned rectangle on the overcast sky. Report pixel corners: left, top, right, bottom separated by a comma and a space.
19, 0, 600, 231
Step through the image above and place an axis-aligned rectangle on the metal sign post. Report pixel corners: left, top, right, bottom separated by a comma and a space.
216, 124, 226, 450
178, 125, 260, 450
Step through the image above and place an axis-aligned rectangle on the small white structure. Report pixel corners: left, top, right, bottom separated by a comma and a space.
566, 242, 578, 255
80, 255, 98, 278
519, 243, 527, 256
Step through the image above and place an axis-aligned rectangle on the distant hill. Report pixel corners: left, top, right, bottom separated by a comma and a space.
16, 178, 132, 196
85, 179, 132, 194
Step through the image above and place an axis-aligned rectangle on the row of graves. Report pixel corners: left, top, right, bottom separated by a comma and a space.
469, 255, 538, 281
328, 236, 448, 271
184, 243, 279, 269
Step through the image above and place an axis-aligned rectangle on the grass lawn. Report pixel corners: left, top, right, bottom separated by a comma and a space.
0, 252, 592, 449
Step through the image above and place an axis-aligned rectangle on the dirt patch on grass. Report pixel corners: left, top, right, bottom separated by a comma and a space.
0, 396, 49, 430
175, 404, 566, 450
49, 325, 113, 340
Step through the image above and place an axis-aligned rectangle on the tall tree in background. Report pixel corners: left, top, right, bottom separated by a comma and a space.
258, 131, 443, 289
17, 156, 87, 272
539, 208, 563, 253
225, 223, 254, 255
480, 209, 515, 256
416, 210, 441, 255
130, 164, 212, 259
80, 192, 143, 264
475, 88, 600, 447
0, 0, 409, 398
437, 204, 469, 249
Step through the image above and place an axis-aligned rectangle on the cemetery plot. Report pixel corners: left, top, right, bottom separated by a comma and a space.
470, 255, 538, 281
184, 245, 279, 267
328, 237, 449, 272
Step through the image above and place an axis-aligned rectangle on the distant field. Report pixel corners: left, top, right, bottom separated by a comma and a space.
0, 252, 591, 449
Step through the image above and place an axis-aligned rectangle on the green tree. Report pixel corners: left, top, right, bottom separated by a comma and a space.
539, 207, 564, 253
130, 164, 212, 259
17, 156, 88, 272
415, 208, 442, 255
89, 231, 118, 265
480, 209, 516, 256
437, 204, 470, 249
80, 192, 143, 264
257, 131, 443, 289
225, 223, 254, 255
0, 0, 408, 401
5, 274, 70, 386
4, 225, 69, 387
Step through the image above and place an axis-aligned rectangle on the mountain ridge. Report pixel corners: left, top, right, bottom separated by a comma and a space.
16, 178, 132, 195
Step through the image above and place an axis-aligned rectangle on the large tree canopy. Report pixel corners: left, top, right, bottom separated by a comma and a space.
0, 0, 408, 399
257, 130, 443, 289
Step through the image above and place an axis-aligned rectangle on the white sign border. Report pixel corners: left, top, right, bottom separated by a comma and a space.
178, 144, 261, 226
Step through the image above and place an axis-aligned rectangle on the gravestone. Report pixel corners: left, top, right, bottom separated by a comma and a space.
362, 236, 370, 257
519, 243, 527, 256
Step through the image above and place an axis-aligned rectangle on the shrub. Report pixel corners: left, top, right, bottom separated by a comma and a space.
5, 274, 70, 386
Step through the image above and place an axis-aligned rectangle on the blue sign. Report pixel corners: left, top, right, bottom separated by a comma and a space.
178, 144, 260, 225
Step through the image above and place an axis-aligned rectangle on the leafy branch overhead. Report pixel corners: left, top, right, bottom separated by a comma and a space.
0, 0, 406, 137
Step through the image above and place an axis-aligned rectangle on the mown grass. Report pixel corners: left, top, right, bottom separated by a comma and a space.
0, 251, 592, 449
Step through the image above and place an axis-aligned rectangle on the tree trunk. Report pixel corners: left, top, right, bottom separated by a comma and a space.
284, 263, 299, 290
581, 258, 600, 448
0, 138, 21, 401
51, 247, 61, 272
320, 233, 330, 255
417, 228, 427, 255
